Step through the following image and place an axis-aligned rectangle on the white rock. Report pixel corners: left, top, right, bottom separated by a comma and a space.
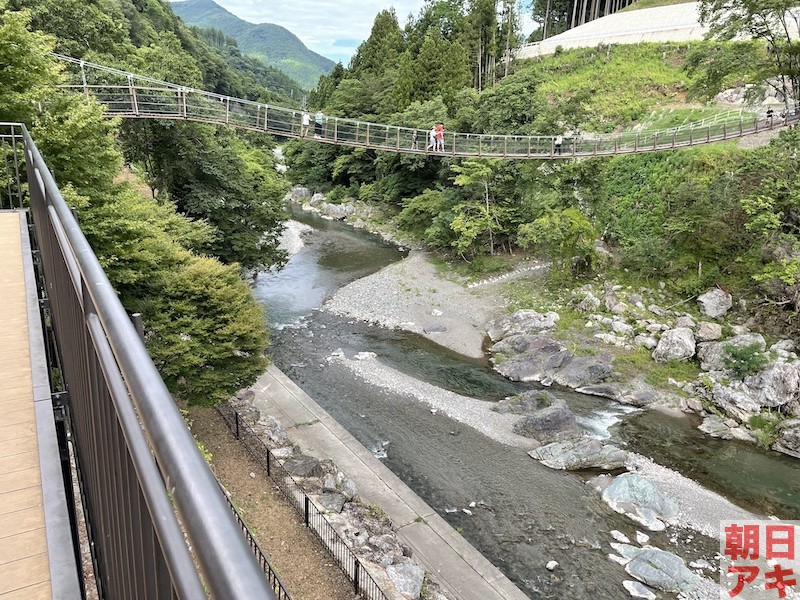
611, 530, 632, 544
636, 531, 650, 545
609, 553, 629, 566
468, 501, 476, 508
249, 472, 256, 479
623, 580, 656, 599
462, 508, 473, 515
546, 560, 559, 571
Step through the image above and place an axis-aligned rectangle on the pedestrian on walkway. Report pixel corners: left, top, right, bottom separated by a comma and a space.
301, 111, 310, 137
412, 129, 419, 150
766, 107, 774, 127
314, 110, 324, 138
554, 134, 563, 155
435, 122, 445, 151
426, 126, 436, 151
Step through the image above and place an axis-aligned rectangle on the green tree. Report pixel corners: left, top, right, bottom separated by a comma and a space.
517, 207, 597, 273
142, 256, 269, 406
698, 0, 800, 109
0, 3, 61, 124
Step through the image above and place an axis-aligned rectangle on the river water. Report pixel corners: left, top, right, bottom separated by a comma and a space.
253, 211, 800, 598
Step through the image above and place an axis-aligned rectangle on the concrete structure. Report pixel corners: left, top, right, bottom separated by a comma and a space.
517, 2, 707, 58
252, 365, 529, 600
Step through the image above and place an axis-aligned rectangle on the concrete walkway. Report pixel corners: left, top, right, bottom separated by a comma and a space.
251, 365, 528, 600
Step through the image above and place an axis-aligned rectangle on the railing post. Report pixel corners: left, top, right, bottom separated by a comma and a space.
225, 98, 230, 124
266, 449, 271, 476
634, 134, 639, 152
127, 74, 139, 116
706, 126, 710, 142
366, 123, 370, 147
80, 60, 89, 98
503, 135, 507, 157
234, 411, 240, 439
396, 127, 400, 150
478, 136, 482, 156
723, 123, 727, 139
304, 496, 310, 527
334, 118, 338, 143
653, 132, 657, 150
353, 558, 361, 593
527, 137, 531, 157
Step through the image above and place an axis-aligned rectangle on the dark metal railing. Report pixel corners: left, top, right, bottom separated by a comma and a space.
4, 123, 277, 599
220, 484, 293, 600
217, 403, 389, 600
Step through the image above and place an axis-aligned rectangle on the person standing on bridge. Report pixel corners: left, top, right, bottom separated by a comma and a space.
435, 122, 445, 151
301, 111, 310, 137
554, 134, 563, 155
426, 126, 436, 151
314, 110, 324, 138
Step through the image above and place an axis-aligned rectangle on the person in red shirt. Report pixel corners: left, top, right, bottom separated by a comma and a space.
435, 122, 444, 151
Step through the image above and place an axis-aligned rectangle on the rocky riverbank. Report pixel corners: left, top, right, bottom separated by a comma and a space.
281, 186, 799, 598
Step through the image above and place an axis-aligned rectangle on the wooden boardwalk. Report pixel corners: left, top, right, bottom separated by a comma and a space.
0, 212, 52, 599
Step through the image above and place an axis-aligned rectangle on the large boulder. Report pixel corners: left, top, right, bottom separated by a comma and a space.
697, 333, 767, 372
488, 310, 560, 341
708, 384, 764, 422
614, 545, 700, 593
320, 202, 356, 220
773, 418, 800, 458
697, 288, 733, 318
551, 356, 612, 388
513, 402, 579, 443
744, 361, 800, 408
600, 473, 678, 531
695, 321, 722, 342
652, 328, 696, 363
282, 454, 324, 478
286, 185, 311, 201
528, 437, 628, 470
386, 562, 425, 599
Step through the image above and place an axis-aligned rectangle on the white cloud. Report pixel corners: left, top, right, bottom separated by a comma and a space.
208, 1, 427, 63
198, 1, 535, 63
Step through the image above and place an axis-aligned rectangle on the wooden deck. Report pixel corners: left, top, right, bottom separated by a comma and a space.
0, 211, 52, 599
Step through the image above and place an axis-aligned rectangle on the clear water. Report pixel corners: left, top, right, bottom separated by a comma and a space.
256, 210, 800, 597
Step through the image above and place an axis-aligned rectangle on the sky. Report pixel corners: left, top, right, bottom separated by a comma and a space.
198, 1, 535, 65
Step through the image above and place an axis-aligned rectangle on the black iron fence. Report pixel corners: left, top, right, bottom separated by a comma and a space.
217, 403, 390, 600
4, 122, 278, 599
220, 484, 293, 600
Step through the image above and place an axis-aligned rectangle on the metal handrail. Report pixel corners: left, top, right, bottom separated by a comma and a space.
14, 123, 277, 599
52, 53, 798, 160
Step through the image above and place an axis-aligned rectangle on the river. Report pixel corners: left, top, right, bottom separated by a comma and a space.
253, 210, 800, 598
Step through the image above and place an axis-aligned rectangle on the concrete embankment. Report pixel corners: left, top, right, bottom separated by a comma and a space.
251, 365, 529, 600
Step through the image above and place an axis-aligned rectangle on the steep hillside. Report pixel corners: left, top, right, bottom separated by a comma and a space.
171, 0, 335, 89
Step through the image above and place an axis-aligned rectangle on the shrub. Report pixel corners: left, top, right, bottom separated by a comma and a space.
723, 343, 769, 379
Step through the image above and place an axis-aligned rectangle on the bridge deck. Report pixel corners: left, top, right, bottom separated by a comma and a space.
0, 212, 52, 599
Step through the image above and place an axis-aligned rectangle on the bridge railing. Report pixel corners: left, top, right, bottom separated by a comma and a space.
7, 122, 279, 599
54, 53, 796, 159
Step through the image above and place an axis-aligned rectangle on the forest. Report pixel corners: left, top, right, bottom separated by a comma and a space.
288, 0, 800, 339
2, 0, 798, 409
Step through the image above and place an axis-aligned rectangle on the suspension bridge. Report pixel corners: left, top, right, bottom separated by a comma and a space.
55, 53, 795, 160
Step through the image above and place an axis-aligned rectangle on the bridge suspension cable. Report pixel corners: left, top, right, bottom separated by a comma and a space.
52, 53, 794, 160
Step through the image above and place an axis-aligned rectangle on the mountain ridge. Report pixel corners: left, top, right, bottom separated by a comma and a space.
170, 0, 335, 89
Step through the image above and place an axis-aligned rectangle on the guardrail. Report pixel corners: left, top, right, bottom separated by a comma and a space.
53, 53, 798, 160
5, 122, 278, 599
217, 402, 390, 600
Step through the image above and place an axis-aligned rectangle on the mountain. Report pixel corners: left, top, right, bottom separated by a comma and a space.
171, 0, 335, 89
